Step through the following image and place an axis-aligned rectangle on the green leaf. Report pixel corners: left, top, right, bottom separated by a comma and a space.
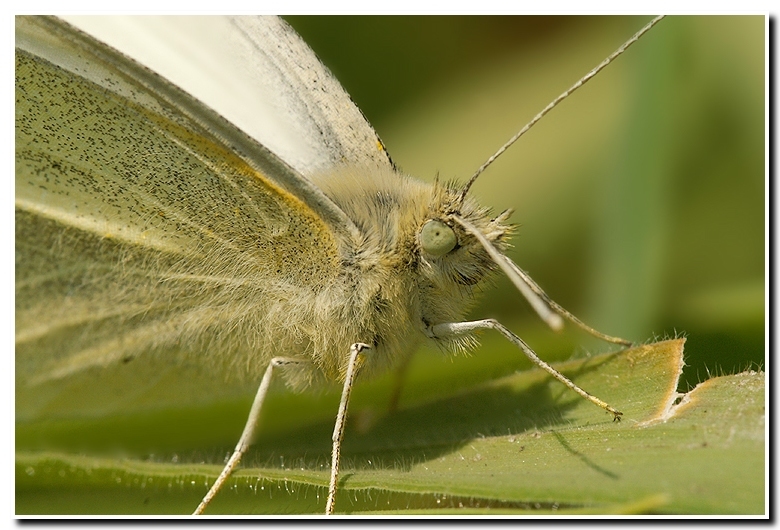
16, 339, 766, 515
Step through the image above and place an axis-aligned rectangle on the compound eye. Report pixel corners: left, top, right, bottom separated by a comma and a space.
420, 219, 457, 257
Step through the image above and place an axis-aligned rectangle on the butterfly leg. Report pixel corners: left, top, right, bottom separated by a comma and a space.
193, 356, 306, 515
427, 320, 623, 421
386, 352, 413, 414
326, 342, 371, 515
452, 216, 632, 347
500, 256, 634, 347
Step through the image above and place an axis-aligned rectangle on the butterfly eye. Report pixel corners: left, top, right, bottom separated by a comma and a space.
420, 219, 457, 257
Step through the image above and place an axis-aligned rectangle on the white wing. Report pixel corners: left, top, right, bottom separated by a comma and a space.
16, 16, 352, 419
61, 15, 394, 178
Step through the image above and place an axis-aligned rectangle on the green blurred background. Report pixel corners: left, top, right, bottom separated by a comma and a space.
286, 15, 765, 390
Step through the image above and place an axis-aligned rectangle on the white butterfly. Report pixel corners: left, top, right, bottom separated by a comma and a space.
16, 15, 660, 514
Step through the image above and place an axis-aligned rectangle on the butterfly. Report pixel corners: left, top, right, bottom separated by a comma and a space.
15, 15, 662, 514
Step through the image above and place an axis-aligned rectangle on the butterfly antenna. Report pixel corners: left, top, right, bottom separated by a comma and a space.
458, 15, 665, 204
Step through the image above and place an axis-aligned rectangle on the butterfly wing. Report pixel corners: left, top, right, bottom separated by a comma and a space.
15, 16, 349, 419
60, 15, 395, 178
